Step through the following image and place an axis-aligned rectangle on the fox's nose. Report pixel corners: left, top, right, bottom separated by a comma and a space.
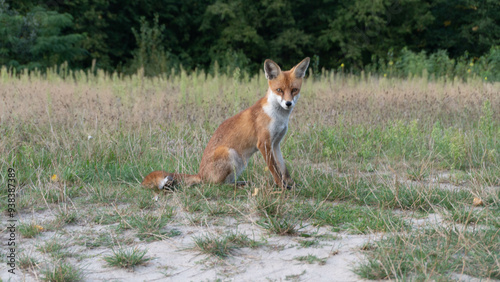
285, 101, 292, 107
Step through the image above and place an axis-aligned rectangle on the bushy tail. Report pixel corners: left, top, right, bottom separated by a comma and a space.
171, 173, 202, 186
141, 170, 202, 189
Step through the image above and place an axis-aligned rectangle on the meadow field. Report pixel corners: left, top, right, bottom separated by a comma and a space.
0, 68, 499, 281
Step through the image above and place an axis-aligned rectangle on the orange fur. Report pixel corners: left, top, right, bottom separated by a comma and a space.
142, 57, 310, 190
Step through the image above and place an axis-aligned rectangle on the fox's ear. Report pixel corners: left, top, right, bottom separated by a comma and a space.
264, 59, 281, 80
292, 57, 310, 78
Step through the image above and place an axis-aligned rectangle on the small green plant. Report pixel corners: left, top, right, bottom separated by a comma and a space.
449, 130, 467, 169
360, 242, 376, 251
133, 189, 157, 209
479, 100, 494, 138
104, 247, 152, 269
37, 240, 71, 259
257, 214, 303, 236
448, 205, 485, 225
120, 207, 176, 241
193, 231, 261, 258
18, 254, 38, 270
92, 210, 122, 225
285, 270, 307, 281
294, 254, 327, 265
180, 193, 204, 212
55, 210, 78, 225
19, 222, 43, 238
298, 240, 320, 248
447, 170, 470, 185
41, 262, 84, 282
76, 232, 135, 249
406, 162, 430, 181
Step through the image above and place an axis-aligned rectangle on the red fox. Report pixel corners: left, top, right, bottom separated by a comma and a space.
142, 58, 310, 197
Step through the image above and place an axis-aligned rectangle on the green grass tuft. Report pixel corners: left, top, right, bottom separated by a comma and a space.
18, 222, 43, 238
294, 254, 327, 265
104, 247, 152, 269
41, 262, 84, 282
193, 231, 261, 258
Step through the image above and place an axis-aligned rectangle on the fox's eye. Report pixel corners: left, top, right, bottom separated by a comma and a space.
276, 88, 283, 93
292, 88, 298, 93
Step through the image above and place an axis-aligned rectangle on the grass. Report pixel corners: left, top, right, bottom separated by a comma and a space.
0, 67, 498, 280
103, 247, 152, 269
18, 222, 43, 238
75, 231, 135, 249
41, 262, 84, 282
447, 204, 500, 227
298, 239, 320, 248
257, 214, 304, 235
293, 254, 327, 265
55, 209, 78, 226
18, 254, 38, 270
356, 226, 500, 280
193, 231, 261, 258
37, 240, 72, 260
301, 202, 409, 234
118, 207, 178, 241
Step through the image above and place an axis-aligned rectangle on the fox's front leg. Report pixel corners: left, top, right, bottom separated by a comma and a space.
273, 144, 295, 189
257, 140, 292, 189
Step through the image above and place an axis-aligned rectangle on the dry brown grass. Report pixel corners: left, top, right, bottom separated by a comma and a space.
1, 70, 498, 131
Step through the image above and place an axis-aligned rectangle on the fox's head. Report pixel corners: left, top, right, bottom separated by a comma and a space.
264, 57, 310, 111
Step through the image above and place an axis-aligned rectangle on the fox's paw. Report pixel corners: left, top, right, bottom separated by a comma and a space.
158, 175, 175, 190
282, 178, 296, 190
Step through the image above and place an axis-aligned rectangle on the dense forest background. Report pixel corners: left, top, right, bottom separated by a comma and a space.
0, 0, 499, 79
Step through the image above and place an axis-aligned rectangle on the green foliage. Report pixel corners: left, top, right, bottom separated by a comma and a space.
371, 46, 500, 81
424, 0, 500, 59
0, 1, 84, 71
2, 0, 499, 78
319, 0, 434, 68
129, 14, 179, 76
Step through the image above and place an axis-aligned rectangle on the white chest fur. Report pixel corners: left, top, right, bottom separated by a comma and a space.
263, 90, 298, 146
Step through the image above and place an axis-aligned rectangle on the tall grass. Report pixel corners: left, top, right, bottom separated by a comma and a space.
0, 66, 498, 189
367, 46, 500, 82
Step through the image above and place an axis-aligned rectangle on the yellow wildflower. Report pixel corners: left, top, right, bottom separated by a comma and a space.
51, 174, 58, 182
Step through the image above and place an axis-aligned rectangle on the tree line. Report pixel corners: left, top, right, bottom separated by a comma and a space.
1, 0, 499, 78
